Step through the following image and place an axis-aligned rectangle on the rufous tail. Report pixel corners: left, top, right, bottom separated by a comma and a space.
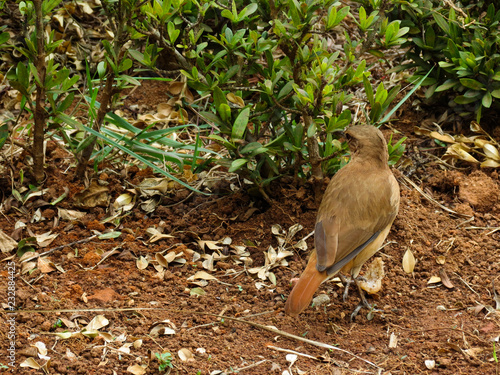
284, 251, 329, 317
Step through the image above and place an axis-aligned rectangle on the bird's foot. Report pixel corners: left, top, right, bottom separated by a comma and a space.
339, 274, 355, 302
349, 277, 382, 321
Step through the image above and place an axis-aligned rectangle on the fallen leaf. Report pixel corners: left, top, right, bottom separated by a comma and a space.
402, 249, 415, 273
178, 348, 195, 362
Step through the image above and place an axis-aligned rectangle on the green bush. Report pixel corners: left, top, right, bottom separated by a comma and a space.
391, 0, 500, 122
2, 0, 409, 192
130, 0, 408, 197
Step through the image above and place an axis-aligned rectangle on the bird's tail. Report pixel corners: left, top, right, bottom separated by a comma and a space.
284, 251, 328, 317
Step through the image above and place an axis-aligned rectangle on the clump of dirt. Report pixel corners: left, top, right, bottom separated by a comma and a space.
459, 170, 500, 210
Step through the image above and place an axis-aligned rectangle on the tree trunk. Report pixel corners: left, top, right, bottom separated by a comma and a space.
32, 0, 46, 183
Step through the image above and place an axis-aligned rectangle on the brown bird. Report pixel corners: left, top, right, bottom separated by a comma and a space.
284, 125, 400, 317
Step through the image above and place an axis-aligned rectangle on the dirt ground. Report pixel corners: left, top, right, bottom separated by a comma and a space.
1, 80, 500, 375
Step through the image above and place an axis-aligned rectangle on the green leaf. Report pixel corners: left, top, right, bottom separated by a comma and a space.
232, 107, 250, 139
460, 78, 484, 90
240, 142, 264, 154
213, 87, 227, 112
482, 91, 492, 108
219, 103, 231, 123
433, 13, 450, 35
435, 79, 458, 92
363, 74, 374, 106
229, 158, 248, 172
167, 22, 180, 43
221, 9, 234, 21
128, 49, 145, 63
237, 3, 258, 21
0, 124, 9, 149
490, 89, 500, 98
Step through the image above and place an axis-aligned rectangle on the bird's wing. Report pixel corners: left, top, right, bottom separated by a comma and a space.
315, 217, 377, 273
315, 170, 399, 275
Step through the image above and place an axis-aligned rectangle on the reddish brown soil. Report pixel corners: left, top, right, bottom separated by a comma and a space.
1, 83, 500, 374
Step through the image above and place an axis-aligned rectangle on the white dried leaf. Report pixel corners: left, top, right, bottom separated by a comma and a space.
33, 341, 48, 356
127, 364, 147, 375
285, 354, 298, 365
358, 257, 384, 294
136, 256, 149, 270
155, 253, 169, 267
20, 358, 41, 369
427, 276, 442, 284
187, 270, 218, 281
483, 143, 500, 161
389, 332, 397, 348
481, 159, 500, 168
436, 256, 446, 265
85, 315, 109, 331
430, 131, 454, 143
424, 360, 435, 369
133, 339, 143, 349
57, 208, 86, 221
402, 249, 416, 273
0, 230, 18, 253
198, 240, 222, 251
65, 348, 77, 361
178, 348, 195, 362
118, 343, 132, 354
36, 231, 58, 248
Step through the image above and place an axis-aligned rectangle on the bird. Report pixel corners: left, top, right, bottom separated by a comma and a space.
284, 125, 400, 317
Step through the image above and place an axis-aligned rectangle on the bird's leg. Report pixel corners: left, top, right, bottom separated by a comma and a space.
350, 276, 382, 321
338, 274, 353, 302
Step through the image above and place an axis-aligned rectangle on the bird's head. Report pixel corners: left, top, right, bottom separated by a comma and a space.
344, 125, 389, 164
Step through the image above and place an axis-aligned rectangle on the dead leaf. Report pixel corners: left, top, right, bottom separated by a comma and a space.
188, 270, 218, 281
427, 276, 442, 284
127, 364, 147, 375
439, 269, 454, 289
85, 315, 109, 331
136, 256, 149, 270
358, 257, 385, 294
178, 348, 195, 362
227, 93, 245, 108
74, 180, 109, 208
402, 249, 415, 273
37, 257, 56, 273
388, 332, 398, 348
0, 229, 18, 253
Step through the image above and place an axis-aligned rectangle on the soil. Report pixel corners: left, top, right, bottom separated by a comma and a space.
1, 83, 500, 375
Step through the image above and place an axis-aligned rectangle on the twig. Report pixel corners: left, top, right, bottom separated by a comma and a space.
387, 323, 488, 345
10, 307, 381, 369
20, 235, 98, 263
267, 344, 319, 361
229, 359, 267, 373
453, 272, 480, 297
399, 174, 473, 219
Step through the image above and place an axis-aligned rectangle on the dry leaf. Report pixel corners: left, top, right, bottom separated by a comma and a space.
37, 257, 56, 273
226, 93, 245, 108
188, 270, 218, 281
388, 332, 398, 348
439, 269, 454, 289
358, 257, 385, 294
436, 256, 446, 265
425, 359, 435, 369
136, 256, 149, 270
85, 315, 109, 331
402, 249, 416, 273
0, 229, 18, 253
427, 276, 442, 284
127, 364, 147, 375
178, 348, 195, 362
